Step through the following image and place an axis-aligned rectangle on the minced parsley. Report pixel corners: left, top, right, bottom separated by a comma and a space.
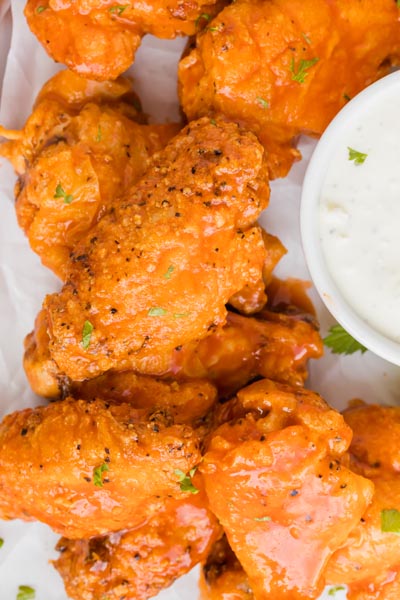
109, 5, 128, 15
163, 265, 174, 279
328, 586, 346, 597
381, 508, 400, 533
148, 307, 168, 316
174, 467, 199, 494
17, 586, 35, 600
348, 147, 368, 165
93, 463, 109, 488
81, 320, 94, 349
290, 56, 319, 83
54, 183, 73, 204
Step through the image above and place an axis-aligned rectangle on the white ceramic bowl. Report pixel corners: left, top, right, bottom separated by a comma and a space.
301, 70, 400, 365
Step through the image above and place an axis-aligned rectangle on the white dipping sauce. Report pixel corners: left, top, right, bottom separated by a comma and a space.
320, 90, 400, 343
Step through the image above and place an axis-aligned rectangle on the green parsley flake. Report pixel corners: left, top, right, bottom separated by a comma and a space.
36, 5, 47, 13
96, 125, 102, 142
163, 265, 175, 279
109, 5, 128, 15
173, 312, 189, 318
210, 118, 217, 126
195, 13, 211, 28
256, 97, 269, 109
93, 463, 109, 487
328, 586, 346, 597
174, 467, 199, 494
81, 320, 94, 349
302, 32, 311, 45
381, 508, 400, 533
290, 56, 319, 84
148, 307, 168, 316
343, 93, 351, 102
17, 586, 35, 600
323, 325, 367, 356
348, 147, 368, 165
0, 538, 3, 548
54, 183, 73, 204
254, 516, 271, 522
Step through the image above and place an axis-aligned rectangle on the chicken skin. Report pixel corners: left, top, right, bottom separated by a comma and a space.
199, 535, 254, 600
43, 117, 272, 382
55, 475, 222, 600
326, 404, 400, 599
200, 379, 374, 600
179, 0, 400, 178
24, 278, 322, 399
0, 69, 178, 279
25, 0, 225, 81
0, 397, 203, 538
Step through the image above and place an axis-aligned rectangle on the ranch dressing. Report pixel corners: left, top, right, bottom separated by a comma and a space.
320, 91, 400, 343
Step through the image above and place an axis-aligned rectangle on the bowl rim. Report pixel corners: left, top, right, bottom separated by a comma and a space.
300, 69, 400, 365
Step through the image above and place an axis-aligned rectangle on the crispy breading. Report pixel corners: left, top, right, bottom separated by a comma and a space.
201, 379, 374, 599
55, 476, 222, 600
179, 0, 400, 178
0, 397, 202, 538
0, 70, 178, 279
43, 117, 271, 381
24, 0, 225, 81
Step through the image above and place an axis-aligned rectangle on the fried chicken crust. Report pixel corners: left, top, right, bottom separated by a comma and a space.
0, 398, 202, 538
325, 404, 400, 599
179, 0, 400, 178
200, 379, 374, 599
43, 117, 271, 381
24, 0, 225, 81
0, 70, 178, 279
54, 476, 222, 600
24, 276, 322, 400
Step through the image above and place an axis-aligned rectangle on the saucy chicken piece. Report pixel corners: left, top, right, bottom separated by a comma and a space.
0, 397, 202, 538
179, 0, 400, 178
55, 474, 222, 600
0, 69, 178, 279
199, 535, 253, 600
43, 117, 271, 381
201, 379, 374, 599
25, 0, 224, 81
24, 281, 322, 400
325, 404, 400, 599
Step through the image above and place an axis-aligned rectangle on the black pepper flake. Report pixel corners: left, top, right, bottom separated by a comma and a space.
175, 212, 181, 217
84, 476, 91, 482
340, 484, 347, 489
290, 489, 299, 497
110, 308, 118, 314
20, 428, 28, 437
77, 444, 81, 450
175, 345, 182, 351
105, 447, 110, 454
134, 553, 141, 560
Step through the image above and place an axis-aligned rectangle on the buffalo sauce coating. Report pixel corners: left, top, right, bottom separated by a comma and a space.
325, 404, 400, 599
54, 474, 222, 600
179, 0, 400, 178
0, 69, 179, 280
0, 397, 201, 538
43, 117, 271, 381
200, 379, 374, 599
199, 535, 254, 599
24, 0, 225, 81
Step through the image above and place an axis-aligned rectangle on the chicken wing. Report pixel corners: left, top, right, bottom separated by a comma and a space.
200, 379, 374, 599
24, 277, 322, 400
0, 397, 203, 538
179, 0, 400, 178
326, 404, 400, 599
24, 0, 225, 81
0, 69, 178, 279
55, 475, 221, 600
43, 117, 271, 381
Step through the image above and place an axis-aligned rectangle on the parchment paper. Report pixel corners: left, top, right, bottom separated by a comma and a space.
0, 3, 399, 599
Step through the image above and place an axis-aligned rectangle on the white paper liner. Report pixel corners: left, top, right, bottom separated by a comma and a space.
0, 3, 399, 599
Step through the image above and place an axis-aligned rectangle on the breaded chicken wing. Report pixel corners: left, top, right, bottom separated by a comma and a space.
25, 0, 225, 81
201, 379, 374, 600
43, 117, 271, 381
55, 476, 221, 600
179, 0, 400, 178
326, 404, 400, 599
0, 70, 178, 279
199, 535, 253, 600
24, 278, 322, 400
0, 397, 202, 538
